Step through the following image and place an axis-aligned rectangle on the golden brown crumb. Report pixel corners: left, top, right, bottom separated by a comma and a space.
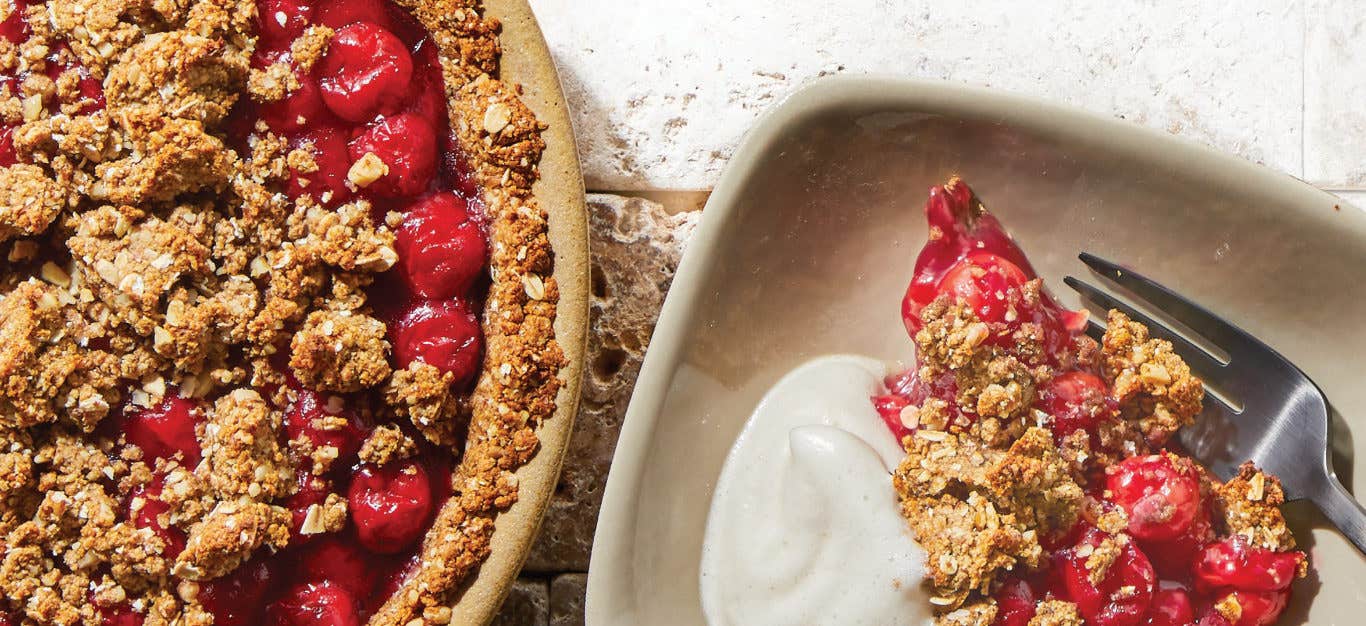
384, 362, 465, 445
0, 164, 67, 242
198, 389, 294, 500
893, 427, 1084, 608
934, 600, 998, 626
359, 423, 418, 467
1101, 310, 1204, 447
173, 498, 291, 580
1027, 600, 1082, 626
1215, 462, 1299, 554
288, 310, 392, 392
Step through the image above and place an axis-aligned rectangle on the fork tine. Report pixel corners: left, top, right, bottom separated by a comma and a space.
1084, 317, 1105, 342
1078, 253, 1251, 354
1064, 276, 1228, 378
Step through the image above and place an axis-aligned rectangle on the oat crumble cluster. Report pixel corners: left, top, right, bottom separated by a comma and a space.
877, 179, 1307, 626
0, 0, 564, 624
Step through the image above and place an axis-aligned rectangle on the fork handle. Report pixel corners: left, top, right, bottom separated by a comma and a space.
1312, 473, 1366, 556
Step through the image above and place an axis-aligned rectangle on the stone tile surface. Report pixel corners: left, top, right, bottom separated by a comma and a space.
550, 574, 588, 626
490, 579, 549, 626
1331, 190, 1366, 210
1305, 0, 1366, 187
530, 0, 1306, 190
521, 194, 698, 571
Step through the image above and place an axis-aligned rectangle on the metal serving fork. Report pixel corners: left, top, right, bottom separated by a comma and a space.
1064, 253, 1366, 556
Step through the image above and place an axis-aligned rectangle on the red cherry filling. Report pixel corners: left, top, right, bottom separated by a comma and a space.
314, 0, 392, 30
392, 299, 482, 385
992, 577, 1036, 626
1144, 588, 1194, 626
296, 537, 378, 598
255, 52, 327, 133
96, 603, 142, 626
266, 581, 361, 626
1055, 527, 1156, 626
395, 192, 487, 299
1106, 454, 1202, 542
119, 395, 203, 467
0, 126, 15, 167
871, 393, 913, 443
348, 112, 437, 197
126, 477, 186, 559
317, 22, 413, 122
284, 388, 366, 463
347, 460, 434, 553
1, 0, 29, 43
1194, 536, 1302, 593
1142, 507, 1214, 581
287, 124, 354, 205
1037, 370, 1111, 441
199, 557, 283, 626
1200, 590, 1289, 626
255, 0, 313, 45
285, 470, 333, 539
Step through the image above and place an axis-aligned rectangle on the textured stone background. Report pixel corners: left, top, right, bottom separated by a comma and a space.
495, 3, 1366, 621
529, 0, 1366, 209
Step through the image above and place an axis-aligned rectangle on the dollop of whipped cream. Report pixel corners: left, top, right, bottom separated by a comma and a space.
699, 355, 933, 626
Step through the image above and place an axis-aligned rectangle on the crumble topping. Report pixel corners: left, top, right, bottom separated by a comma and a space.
894, 427, 1082, 605
1216, 462, 1300, 555
384, 361, 466, 446
173, 499, 290, 581
0, 0, 564, 623
889, 182, 1304, 625
289, 310, 393, 393
0, 164, 67, 242
197, 390, 293, 501
359, 423, 419, 467
1101, 310, 1204, 447
1027, 600, 1082, 626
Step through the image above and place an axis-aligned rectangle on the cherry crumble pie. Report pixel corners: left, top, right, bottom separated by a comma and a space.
876, 179, 1308, 626
0, 0, 565, 624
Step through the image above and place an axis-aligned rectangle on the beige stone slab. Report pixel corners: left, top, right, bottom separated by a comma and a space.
490, 579, 549, 626
531, 0, 1305, 190
522, 194, 698, 571
1331, 189, 1366, 211
1306, 1, 1366, 187
550, 574, 588, 626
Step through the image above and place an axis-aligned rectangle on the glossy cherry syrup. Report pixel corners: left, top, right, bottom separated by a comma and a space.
224, 0, 479, 622
877, 180, 1302, 626
0, 0, 482, 622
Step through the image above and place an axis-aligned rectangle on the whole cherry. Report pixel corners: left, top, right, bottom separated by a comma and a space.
1105, 454, 1202, 542
265, 581, 361, 626
317, 22, 413, 122
392, 299, 482, 385
348, 460, 434, 553
348, 112, 437, 197
395, 192, 486, 300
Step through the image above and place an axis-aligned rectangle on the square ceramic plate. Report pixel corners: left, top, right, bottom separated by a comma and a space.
585, 76, 1366, 625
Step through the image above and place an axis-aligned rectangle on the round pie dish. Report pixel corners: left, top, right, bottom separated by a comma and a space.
0, 0, 586, 623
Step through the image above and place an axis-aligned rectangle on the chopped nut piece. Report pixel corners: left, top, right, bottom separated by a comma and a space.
348, 151, 389, 188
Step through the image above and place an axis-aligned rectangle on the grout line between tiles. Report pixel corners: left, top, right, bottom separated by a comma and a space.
1301, 0, 1307, 179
